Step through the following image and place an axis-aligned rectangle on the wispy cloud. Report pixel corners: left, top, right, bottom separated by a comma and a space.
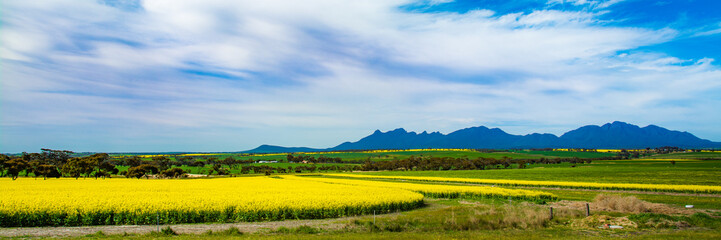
1, 0, 720, 152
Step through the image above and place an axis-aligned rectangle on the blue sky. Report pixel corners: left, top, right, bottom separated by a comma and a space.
1, 0, 721, 153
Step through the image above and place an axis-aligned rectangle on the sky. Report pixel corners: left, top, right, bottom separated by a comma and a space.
1, 0, 721, 153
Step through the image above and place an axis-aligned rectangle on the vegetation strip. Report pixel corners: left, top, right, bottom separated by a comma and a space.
290, 176, 556, 203
325, 174, 721, 194
0, 177, 423, 227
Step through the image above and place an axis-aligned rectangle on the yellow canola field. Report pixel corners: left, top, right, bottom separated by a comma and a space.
287, 175, 555, 203
325, 174, 721, 194
0, 177, 423, 227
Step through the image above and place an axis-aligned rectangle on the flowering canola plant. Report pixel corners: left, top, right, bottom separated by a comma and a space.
0, 177, 423, 227
325, 174, 721, 194
287, 175, 556, 203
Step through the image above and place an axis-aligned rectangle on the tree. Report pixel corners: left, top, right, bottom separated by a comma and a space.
34, 165, 61, 179
125, 156, 143, 167
151, 156, 172, 171
0, 154, 10, 177
62, 157, 94, 179
209, 164, 229, 176
5, 158, 29, 180
93, 170, 111, 179
125, 164, 159, 179
98, 161, 119, 175
40, 148, 73, 169
22, 152, 44, 177
221, 156, 237, 169
190, 160, 206, 167
160, 168, 187, 178
517, 160, 527, 169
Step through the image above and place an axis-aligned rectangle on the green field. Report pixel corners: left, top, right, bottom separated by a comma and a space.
348, 159, 721, 186
641, 152, 721, 159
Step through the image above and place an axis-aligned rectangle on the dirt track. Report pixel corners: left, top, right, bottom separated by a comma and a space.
0, 217, 351, 237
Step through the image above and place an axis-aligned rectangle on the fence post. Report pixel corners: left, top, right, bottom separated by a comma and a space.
156, 213, 160, 232
585, 203, 590, 216
373, 210, 376, 225
549, 207, 553, 220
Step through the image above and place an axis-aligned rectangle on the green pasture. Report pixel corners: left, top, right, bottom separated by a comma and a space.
641, 151, 721, 159
350, 159, 721, 186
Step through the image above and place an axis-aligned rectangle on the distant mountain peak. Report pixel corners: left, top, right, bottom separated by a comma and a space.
331, 122, 720, 150
244, 122, 721, 153
390, 128, 408, 133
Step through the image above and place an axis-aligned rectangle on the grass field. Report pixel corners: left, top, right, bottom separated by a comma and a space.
542, 189, 721, 209
348, 159, 721, 186
641, 152, 721, 159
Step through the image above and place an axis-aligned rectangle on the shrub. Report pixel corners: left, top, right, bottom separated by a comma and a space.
221, 226, 243, 235
160, 226, 177, 235
160, 168, 187, 178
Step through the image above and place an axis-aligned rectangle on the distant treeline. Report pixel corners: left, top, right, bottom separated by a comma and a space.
359, 155, 607, 171
0, 149, 363, 180
0, 146, 688, 180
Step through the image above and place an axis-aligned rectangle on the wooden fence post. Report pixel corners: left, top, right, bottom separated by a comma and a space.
585, 203, 590, 216
549, 207, 553, 220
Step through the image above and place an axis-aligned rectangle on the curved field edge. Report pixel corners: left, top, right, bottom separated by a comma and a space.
323, 174, 721, 194
0, 201, 422, 227
289, 175, 556, 203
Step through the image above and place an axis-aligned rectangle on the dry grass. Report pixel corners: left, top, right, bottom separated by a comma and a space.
570, 215, 639, 229
441, 203, 551, 230
550, 194, 696, 215
593, 194, 652, 213
500, 204, 550, 229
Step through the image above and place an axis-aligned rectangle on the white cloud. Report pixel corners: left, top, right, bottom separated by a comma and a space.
547, 0, 625, 9
1, 0, 720, 152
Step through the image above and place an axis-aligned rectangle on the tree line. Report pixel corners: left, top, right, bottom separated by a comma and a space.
0, 149, 119, 180
1, 148, 639, 180
359, 156, 600, 171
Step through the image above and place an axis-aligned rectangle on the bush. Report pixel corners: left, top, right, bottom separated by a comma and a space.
628, 212, 719, 229
160, 226, 177, 235
160, 168, 187, 178
274, 225, 321, 234
221, 226, 243, 235
125, 164, 159, 178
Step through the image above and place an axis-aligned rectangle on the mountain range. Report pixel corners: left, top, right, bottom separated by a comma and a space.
246, 121, 721, 153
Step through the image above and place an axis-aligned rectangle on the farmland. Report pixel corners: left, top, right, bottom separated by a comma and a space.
1, 149, 720, 239
0, 176, 424, 227
350, 159, 721, 186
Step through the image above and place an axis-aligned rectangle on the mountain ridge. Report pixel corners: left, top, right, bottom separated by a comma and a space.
244, 121, 721, 153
